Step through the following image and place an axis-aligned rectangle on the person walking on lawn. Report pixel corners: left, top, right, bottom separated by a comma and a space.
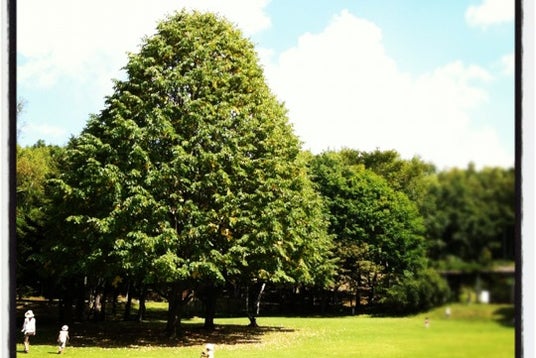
57, 325, 70, 354
21, 310, 36, 353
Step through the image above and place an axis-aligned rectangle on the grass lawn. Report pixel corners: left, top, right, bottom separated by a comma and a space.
15, 302, 514, 357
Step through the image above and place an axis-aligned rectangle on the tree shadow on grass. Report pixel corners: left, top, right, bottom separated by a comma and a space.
17, 300, 293, 349
55, 320, 294, 348
493, 306, 515, 327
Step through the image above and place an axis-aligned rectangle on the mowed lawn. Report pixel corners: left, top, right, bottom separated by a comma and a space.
15, 303, 514, 357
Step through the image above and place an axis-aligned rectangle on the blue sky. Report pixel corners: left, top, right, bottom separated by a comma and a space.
17, 0, 515, 170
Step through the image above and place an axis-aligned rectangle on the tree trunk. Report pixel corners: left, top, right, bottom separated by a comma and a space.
75, 279, 87, 322
99, 284, 108, 321
93, 292, 103, 321
136, 285, 147, 322
111, 288, 118, 317
90, 282, 107, 322
165, 296, 182, 338
247, 282, 266, 327
124, 281, 132, 321
59, 289, 73, 324
354, 275, 362, 314
165, 285, 193, 338
368, 272, 378, 305
203, 283, 217, 330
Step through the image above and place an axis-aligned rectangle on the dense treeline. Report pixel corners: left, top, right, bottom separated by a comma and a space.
15, 10, 515, 335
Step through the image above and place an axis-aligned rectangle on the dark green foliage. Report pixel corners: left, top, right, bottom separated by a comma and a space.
45, 10, 334, 331
339, 149, 515, 271
16, 11, 515, 322
336, 148, 437, 207
16, 141, 63, 297
431, 164, 515, 266
309, 151, 428, 307
381, 268, 451, 315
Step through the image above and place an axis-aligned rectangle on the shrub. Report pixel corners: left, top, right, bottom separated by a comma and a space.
381, 268, 450, 315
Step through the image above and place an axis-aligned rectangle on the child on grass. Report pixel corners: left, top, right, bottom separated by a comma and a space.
200, 343, 215, 358
57, 325, 69, 354
21, 310, 36, 353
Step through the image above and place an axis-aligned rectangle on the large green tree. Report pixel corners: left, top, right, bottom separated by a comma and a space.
336, 149, 436, 206
334, 149, 446, 267
431, 164, 515, 267
16, 141, 63, 297
309, 151, 428, 310
48, 10, 334, 336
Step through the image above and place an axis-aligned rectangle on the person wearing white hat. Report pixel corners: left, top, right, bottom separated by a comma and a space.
200, 343, 215, 358
21, 310, 36, 353
57, 325, 70, 354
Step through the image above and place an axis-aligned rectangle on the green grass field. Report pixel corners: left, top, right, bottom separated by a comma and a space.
15, 303, 514, 357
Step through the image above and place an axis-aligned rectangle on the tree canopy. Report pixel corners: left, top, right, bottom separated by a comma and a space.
46, 10, 334, 334
15, 10, 515, 326
430, 164, 515, 267
16, 141, 63, 297
308, 151, 428, 308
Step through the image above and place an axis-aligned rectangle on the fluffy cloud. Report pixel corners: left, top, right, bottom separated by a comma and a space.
17, 0, 271, 146
262, 10, 511, 169
500, 53, 515, 75
465, 0, 514, 28
17, 0, 271, 89
17, 3, 512, 169
20, 123, 67, 140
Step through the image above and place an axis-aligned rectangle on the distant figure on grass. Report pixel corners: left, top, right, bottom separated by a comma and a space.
21, 310, 36, 353
200, 343, 215, 358
57, 325, 70, 354
445, 306, 451, 318
424, 317, 430, 328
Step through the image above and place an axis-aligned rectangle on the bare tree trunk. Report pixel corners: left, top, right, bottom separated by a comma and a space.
369, 271, 378, 305
136, 285, 147, 322
75, 278, 87, 322
354, 274, 362, 315
165, 284, 193, 338
166, 296, 182, 338
111, 290, 118, 317
99, 283, 109, 321
88, 280, 107, 321
247, 282, 266, 327
59, 289, 73, 324
94, 292, 103, 321
203, 283, 217, 330
124, 280, 132, 321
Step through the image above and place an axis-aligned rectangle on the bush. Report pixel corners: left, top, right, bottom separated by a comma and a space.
381, 268, 450, 315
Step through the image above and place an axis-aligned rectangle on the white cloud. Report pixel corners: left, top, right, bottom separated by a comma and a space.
262, 10, 512, 169
500, 53, 515, 75
17, 0, 271, 89
17, 3, 512, 169
21, 123, 68, 140
465, 0, 514, 28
